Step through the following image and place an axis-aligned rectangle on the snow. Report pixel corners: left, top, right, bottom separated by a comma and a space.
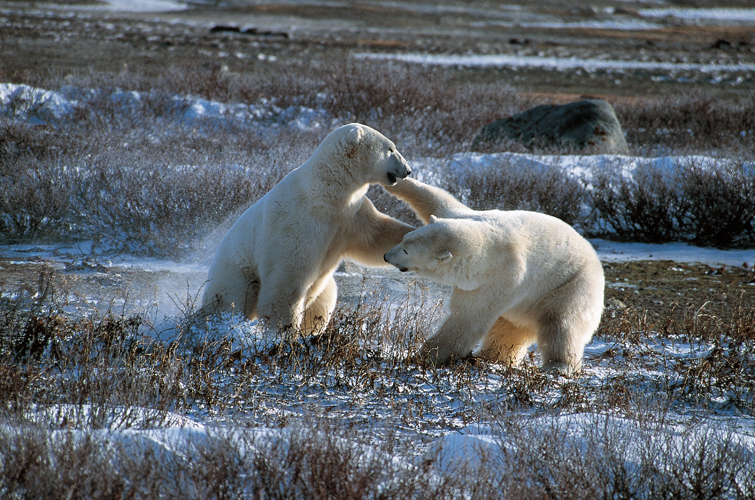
10, 405, 753, 493
640, 8, 755, 23
436, 415, 755, 478
473, 19, 661, 30
0, 83, 331, 132
357, 52, 755, 74
0, 83, 77, 125
593, 239, 754, 267
82, 0, 189, 13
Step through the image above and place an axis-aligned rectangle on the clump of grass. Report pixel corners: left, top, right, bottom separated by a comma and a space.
662, 300, 755, 415
590, 161, 682, 243
0, 151, 82, 243
680, 160, 755, 247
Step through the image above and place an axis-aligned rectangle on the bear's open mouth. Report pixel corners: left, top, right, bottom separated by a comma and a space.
399, 267, 408, 272
386, 172, 397, 184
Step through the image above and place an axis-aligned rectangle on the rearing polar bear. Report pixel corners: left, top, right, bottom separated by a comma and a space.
200, 123, 416, 335
384, 178, 604, 375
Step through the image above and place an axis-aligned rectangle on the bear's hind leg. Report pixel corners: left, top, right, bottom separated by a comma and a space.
476, 316, 536, 366
199, 267, 260, 320
256, 277, 308, 335
301, 275, 338, 336
537, 314, 591, 376
537, 260, 604, 376
242, 277, 261, 320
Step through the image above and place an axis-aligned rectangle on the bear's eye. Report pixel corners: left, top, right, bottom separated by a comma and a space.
402, 248, 408, 255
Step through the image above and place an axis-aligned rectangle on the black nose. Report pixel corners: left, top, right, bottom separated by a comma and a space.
383, 253, 389, 262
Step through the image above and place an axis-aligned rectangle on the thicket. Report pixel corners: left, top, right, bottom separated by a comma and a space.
2, 59, 754, 255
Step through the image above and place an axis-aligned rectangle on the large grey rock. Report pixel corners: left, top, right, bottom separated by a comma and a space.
471, 99, 628, 154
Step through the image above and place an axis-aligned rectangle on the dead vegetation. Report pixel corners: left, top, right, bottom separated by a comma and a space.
0, 268, 753, 498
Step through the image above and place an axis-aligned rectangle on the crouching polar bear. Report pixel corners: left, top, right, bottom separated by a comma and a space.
384, 178, 604, 375
200, 123, 416, 335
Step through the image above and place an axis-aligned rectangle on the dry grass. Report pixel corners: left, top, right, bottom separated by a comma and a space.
0, 268, 753, 498
615, 92, 755, 156
434, 156, 588, 226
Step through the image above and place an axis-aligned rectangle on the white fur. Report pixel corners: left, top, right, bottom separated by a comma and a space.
384, 178, 604, 375
200, 123, 416, 335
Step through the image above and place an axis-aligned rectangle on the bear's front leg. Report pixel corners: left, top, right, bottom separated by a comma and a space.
301, 275, 338, 336
421, 287, 507, 365
384, 177, 470, 223
421, 309, 498, 365
345, 198, 415, 267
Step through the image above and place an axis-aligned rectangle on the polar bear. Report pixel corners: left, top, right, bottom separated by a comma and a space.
383, 178, 604, 375
200, 123, 416, 335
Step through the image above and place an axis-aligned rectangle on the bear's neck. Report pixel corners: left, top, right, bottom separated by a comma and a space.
308, 157, 368, 205
291, 171, 365, 220
448, 241, 487, 291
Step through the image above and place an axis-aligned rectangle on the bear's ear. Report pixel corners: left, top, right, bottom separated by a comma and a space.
341, 124, 364, 158
436, 251, 452, 263
345, 124, 365, 146
429, 215, 438, 224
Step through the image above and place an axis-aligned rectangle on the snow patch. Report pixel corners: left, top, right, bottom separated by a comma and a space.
356, 52, 755, 74
640, 8, 755, 23
90, 0, 188, 13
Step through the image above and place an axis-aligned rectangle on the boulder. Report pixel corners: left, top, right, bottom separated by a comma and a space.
471, 99, 628, 154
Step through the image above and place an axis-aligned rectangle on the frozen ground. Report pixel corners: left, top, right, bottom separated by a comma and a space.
3, 0, 754, 100
1, 2, 754, 494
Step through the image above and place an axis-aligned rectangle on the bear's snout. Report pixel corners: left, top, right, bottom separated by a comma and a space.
386, 154, 411, 185
388, 167, 410, 185
384, 247, 409, 272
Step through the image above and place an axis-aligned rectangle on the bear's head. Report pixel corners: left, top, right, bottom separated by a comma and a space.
384, 216, 487, 290
324, 123, 411, 186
